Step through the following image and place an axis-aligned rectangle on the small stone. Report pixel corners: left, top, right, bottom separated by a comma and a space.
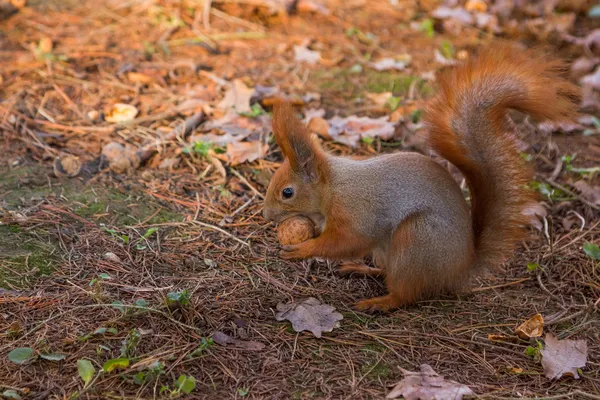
104, 252, 121, 263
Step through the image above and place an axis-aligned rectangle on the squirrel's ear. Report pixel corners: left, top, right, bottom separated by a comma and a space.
272, 102, 327, 182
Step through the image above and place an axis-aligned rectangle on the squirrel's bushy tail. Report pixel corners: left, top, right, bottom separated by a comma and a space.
424, 43, 580, 271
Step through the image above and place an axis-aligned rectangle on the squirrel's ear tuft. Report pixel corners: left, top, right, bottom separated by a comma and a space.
272, 102, 328, 182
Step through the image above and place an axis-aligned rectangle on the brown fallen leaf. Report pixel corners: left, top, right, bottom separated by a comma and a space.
275, 297, 343, 338
218, 79, 255, 114
386, 364, 474, 399
105, 103, 139, 123
488, 334, 519, 343
366, 92, 393, 107
369, 58, 410, 71
293, 44, 321, 65
212, 331, 265, 351
327, 115, 396, 148
573, 181, 600, 206
127, 72, 153, 84
582, 67, 600, 91
226, 141, 268, 166
515, 313, 544, 339
541, 334, 587, 380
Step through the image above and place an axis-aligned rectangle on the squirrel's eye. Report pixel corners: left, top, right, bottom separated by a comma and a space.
282, 187, 294, 199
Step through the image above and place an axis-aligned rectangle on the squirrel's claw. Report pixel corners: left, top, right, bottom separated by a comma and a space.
279, 242, 312, 260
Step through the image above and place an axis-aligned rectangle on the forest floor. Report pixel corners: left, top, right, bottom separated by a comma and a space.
0, 0, 599, 399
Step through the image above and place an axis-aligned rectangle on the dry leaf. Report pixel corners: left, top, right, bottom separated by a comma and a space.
434, 49, 458, 66
387, 364, 474, 399
369, 58, 409, 71
488, 334, 519, 343
39, 37, 52, 53
582, 67, 600, 91
308, 117, 331, 139
515, 313, 544, 339
218, 79, 255, 114
226, 141, 268, 166
328, 115, 396, 147
366, 92, 392, 107
275, 297, 343, 338
127, 72, 153, 84
541, 334, 587, 380
431, 6, 474, 25
293, 44, 321, 65
465, 0, 487, 12
522, 202, 547, 231
573, 181, 600, 206
105, 103, 139, 123
212, 331, 265, 351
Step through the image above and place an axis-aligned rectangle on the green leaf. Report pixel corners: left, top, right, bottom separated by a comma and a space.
238, 388, 249, 397
419, 18, 435, 38
94, 327, 108, 335
40, 353, 66, 361
527, 263, 540, 272
583, 243, 600, 260
107, 327, 118, 335
133, 371, 147, 385
176, 375, 196, 394
440, 40, 455, 59
142, 227, 159, 239
386, 96, 402, 111
112, 300, 125, 313
103, 357, 130, 372
98, 273, 111, 280
121, 234, 129, 244
77, 359, 95, 385
525, 346, 538, 357
349, 63, 363, 73
8, 347, 35, 365
2, 390, 22, 400
135, 298, 148, 307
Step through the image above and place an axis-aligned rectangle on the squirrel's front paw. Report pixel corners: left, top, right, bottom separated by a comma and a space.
279, 241, 313, 260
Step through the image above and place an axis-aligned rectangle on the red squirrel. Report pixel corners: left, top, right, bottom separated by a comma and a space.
262, 44, 580, 312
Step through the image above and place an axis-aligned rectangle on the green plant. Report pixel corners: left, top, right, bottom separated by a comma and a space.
167, 290, 191, 307
8, 347, 65, 365
527, 262, 540, 272
583, 243, 600, 260
120, 329, 142, 358
189, 337, 214, 357
525, 340, 543, 361
440, 40, 455, 59
240, 103, 267, 118
419, 18, 435, 37
77, 359, 96, 387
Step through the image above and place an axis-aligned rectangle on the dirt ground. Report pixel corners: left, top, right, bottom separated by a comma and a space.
0, 0, 599, 399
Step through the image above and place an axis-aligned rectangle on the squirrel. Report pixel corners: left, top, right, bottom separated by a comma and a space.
262, 43, 580, 312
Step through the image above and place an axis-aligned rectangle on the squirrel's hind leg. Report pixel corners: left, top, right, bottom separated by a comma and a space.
338, 261, 384, 277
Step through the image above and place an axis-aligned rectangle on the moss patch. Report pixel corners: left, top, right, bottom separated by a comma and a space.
308, 67, 433, 107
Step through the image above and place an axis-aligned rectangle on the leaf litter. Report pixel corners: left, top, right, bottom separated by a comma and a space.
275, 297, 343, 338
541, 334, 588, 380
386, 364, 474, 400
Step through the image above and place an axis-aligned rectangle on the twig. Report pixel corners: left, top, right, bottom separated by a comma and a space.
190, 220, 250, 247
544, 178, 600, 211
230, 168, 264, 199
